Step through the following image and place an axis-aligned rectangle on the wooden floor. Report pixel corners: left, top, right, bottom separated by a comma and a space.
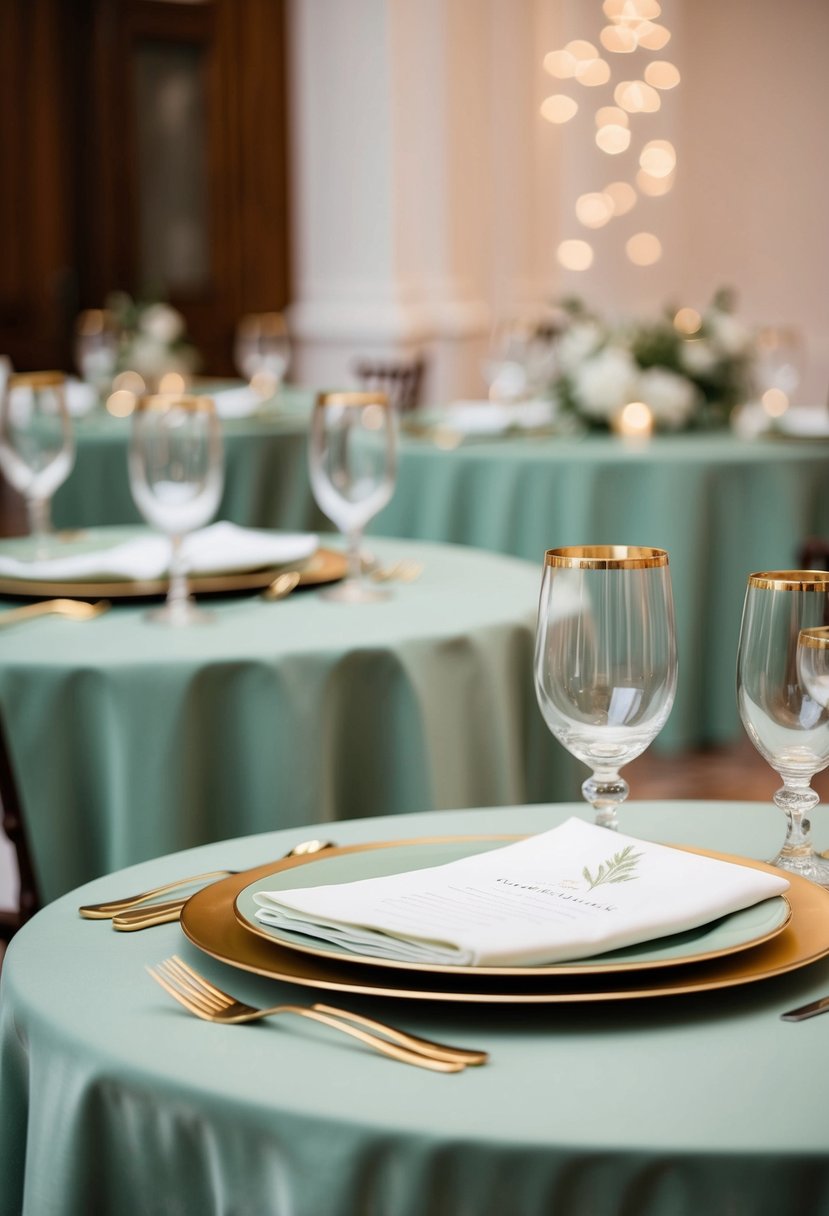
628, 735, 829, 803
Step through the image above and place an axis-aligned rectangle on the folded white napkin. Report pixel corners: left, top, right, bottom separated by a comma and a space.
440, 399, 556, 436
210, 386, 263, 420
253, 817, 789, 967
0, 522, 318, 582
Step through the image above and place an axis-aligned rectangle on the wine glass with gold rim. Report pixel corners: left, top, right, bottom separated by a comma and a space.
308, 390, 397, 603
0, 371, 75, 558
128, 393, 224, 625
534, 545, 678, 829
737, 571, 829, 886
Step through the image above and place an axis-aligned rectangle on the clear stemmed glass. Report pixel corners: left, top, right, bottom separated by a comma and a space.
534, 545, 678, 829
482, 311, 560, 404
308, 390, 397, 603
128, 393, 224, 625
754, 325, 804, 411
0, 371, 75, 558
234, 313, 290, 400
737, 571, 829, 885
74, 309, 119, 399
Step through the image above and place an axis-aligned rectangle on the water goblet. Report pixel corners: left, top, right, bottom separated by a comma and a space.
308, 390, 397, 603
234, 312, 290, 400
737, 571, 829, 885
534, 545, 678, 829
128, 393, 224, 625
75, 309, 119, 399
0, 371, 75, 558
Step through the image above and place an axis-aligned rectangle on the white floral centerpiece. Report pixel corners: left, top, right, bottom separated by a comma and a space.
106, 291, 200, 385
551, 289, 755, 433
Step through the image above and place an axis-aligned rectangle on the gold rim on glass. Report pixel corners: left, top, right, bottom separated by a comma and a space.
316, 391, 390, 409
748, 571, 829, 592
545, 545, 669, 570
8, 371, 66, 389
135, 394, 216, 414
799, 627, 829, 650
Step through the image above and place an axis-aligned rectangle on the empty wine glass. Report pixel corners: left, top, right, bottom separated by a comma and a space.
308, 390, 397, 603
482, 311, 561, 404
234, 313, 290, 400
0, 371, 75, 558
75, 309, 119, 398
737, 571, 829, 885
534, 545, 678, 829
128, 394, 224, 625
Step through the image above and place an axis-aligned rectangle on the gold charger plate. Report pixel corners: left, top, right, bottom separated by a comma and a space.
232, 837, 791, 976
0, 545, 346, 601
180, 837, 829, 1004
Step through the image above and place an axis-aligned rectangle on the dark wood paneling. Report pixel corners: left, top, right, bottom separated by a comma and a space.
0, 0, 290, 378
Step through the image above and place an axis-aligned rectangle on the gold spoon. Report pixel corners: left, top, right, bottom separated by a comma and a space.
110, 838, 338, 931
260, 571, 301, 602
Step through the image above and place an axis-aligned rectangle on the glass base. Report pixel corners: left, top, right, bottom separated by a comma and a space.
319, 579, 391, 604
144, 598, 216, 626
769, 846, 829, 888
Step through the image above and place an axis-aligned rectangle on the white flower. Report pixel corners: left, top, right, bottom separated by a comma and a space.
139, 303, 184, 346
571, 345, 639, 420
557, 321, 603, 374
636, 367, 697, 430
680, 339, 718, 378
707, 311, 751, 357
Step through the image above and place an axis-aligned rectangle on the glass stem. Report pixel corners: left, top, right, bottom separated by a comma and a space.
26, 497, 52, 557
774, 774, 819, 861
167, 534, 190, 613
583, 769, 630, 831
346, 528, 363, 584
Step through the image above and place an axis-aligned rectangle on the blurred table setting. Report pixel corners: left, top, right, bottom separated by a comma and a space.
0, 532, 570, 902
4, 798, 829, 1216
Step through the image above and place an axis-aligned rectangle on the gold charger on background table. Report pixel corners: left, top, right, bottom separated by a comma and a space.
0, 546, 346, 601
180, 837, 829, 1005
232, 837, 791, 976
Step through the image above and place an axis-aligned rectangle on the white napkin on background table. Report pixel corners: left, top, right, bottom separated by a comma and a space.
210, 385, 264, 420
439, 399, 556, 436
253, 817, 789, 967
0, 523, 318, 582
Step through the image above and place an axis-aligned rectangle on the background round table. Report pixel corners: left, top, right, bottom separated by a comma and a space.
2, 799, 829, 1216
0, 535, 571, 902
49, 406, 829, 751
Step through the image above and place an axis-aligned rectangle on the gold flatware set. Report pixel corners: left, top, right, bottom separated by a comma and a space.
80, 839, 487, 1070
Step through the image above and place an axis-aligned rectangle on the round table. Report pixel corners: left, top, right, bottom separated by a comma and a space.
49, 410, 829, 751
0, 536, 570, 902
2, 799, 828, 1216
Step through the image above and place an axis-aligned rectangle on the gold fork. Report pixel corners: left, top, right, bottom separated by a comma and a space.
0, 598, 110, 629
148, 955, 488, 1073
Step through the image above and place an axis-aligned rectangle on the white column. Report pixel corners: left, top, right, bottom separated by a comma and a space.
286, 0, 548, 404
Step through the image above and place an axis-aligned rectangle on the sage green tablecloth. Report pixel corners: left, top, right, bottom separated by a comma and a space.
50, 405, 829, 750
0, 536, 570, 902
3, 800, 829, 1216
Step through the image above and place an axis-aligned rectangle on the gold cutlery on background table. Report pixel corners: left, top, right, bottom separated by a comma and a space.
0, 599, 110, 629
260, 570, 302, 601
147, 955, 488, 1072
80, 839, 337, 928
369, 560, 424, 584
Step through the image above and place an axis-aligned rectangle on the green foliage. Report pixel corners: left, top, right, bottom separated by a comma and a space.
582, 845, 643, 890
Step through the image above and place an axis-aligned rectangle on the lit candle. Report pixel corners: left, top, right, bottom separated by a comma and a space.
614, 400, 654, 438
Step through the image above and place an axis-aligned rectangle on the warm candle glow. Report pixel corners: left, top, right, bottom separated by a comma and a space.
600, 24, 638, 53
626, 232, 662, 265
158, 372, 187, 395
674, 308, 702, 335
540, 94, 578, 123
106, 389, 137, 418
596, 124, 631, 154
543, 50, 576, 78
605, 180, 637, 215
576, 58, 611, 86
634, 20, 671, 49
557, 239, 595, 270
614, 401, 654, 437
762, 388, 790, 417
596, 105, 629, 128
576, 192, 615, 228
639, 139, 676, 177
636, 168, 675, 196
644, 60, 681, 89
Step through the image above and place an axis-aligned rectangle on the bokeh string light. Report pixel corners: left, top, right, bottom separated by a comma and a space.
541, 0, 681, 271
